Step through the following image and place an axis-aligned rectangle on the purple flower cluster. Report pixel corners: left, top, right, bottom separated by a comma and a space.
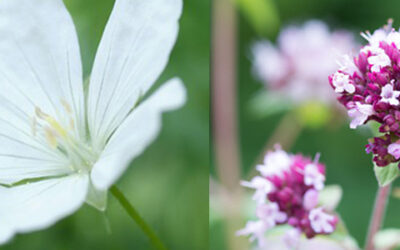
329, 20, 400, 167
238, 146, 338, 248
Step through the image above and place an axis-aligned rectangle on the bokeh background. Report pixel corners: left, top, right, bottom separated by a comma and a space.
2, 0, 209, 249
210, 0, 400, 249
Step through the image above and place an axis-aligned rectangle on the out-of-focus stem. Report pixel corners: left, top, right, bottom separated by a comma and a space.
212, 0, 246, 249
365, 184, 391, 250
247, 112, 302, 179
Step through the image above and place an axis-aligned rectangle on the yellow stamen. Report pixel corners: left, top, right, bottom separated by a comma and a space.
44, 127, 57, 148
35, 107, 67, 138
61, 99, 72, 114
46, 116, 67, 138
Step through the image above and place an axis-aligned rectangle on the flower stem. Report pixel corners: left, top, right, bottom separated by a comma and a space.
365, 184, 391, 250
110, 185, 167, 250
246, 112, 302, 179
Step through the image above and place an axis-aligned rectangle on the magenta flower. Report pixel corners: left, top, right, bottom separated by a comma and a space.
329, 20, 400, 167
238, 147, 338, 248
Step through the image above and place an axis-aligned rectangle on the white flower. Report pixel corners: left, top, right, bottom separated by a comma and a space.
368, 51, 391, 72
380, 83, 400, 106
236, 220, 268, 247
331, 72, 355, 93
0, 0, 185, 243
283, 228, 301, 248
256, 202, 287, 227
241, 176, 273, 204
309, 207, 336, 233
256, 147, 292, 177
303, 189, 319, 210
386, 31, 400, 48
388, 142, 400, 160
361, 27, 400, 50
337, 54, 359, 75
304, 164, 325, 191
237, 203, 287, 248
361, 29, 388, 47
347, 102, 375, 129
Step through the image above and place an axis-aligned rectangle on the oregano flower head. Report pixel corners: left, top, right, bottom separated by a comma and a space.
329, 20, 400, 167
238, 146, 338, 248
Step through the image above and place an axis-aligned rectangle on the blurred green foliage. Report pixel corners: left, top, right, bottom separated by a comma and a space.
211, 0, 400, 249
236, 0, 280, 36
2, 0, 209, 249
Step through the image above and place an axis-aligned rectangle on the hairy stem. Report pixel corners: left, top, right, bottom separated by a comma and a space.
365, 184, 391, 250
110, 185, 167, 250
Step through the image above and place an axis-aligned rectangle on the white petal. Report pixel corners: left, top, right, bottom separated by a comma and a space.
0, 174, 89, 243
86, 183, 108, 211
0, 0, 85, 138
87, 0, 183, 151
0, 94, 71, 185
0, 0, 84, 184
91, 78, 186, 190
0, 225, 12, 245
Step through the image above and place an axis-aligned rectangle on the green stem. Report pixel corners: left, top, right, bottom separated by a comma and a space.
110, 185, 167, 250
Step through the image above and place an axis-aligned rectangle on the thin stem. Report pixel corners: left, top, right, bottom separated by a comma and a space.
365, 184, 391, 250
247, 112, 302, 179
110, 185, 167, 250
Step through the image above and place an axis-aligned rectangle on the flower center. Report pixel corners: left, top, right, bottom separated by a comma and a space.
32, 101, 96, 173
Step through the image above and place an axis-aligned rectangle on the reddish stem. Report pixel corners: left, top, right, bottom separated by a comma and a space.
365, 184, 391, 250
212, 0, 246, 249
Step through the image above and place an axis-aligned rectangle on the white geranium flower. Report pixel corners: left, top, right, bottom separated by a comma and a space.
0, 0, 185, 243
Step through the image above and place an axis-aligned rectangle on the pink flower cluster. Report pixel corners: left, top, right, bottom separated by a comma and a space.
253, 20, 357, 104
329, 20, 400, 167
238, 146, 338, 248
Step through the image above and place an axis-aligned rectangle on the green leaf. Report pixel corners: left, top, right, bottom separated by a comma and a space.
319, 185, 343, 211
374, 228, 400, 250
235, 0, 280, 37
374, 162, 400, 187
247, 91, 293, 119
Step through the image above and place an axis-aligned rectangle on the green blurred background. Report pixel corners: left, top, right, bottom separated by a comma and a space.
2, 0, 209, 249
210, 0, 400, 249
